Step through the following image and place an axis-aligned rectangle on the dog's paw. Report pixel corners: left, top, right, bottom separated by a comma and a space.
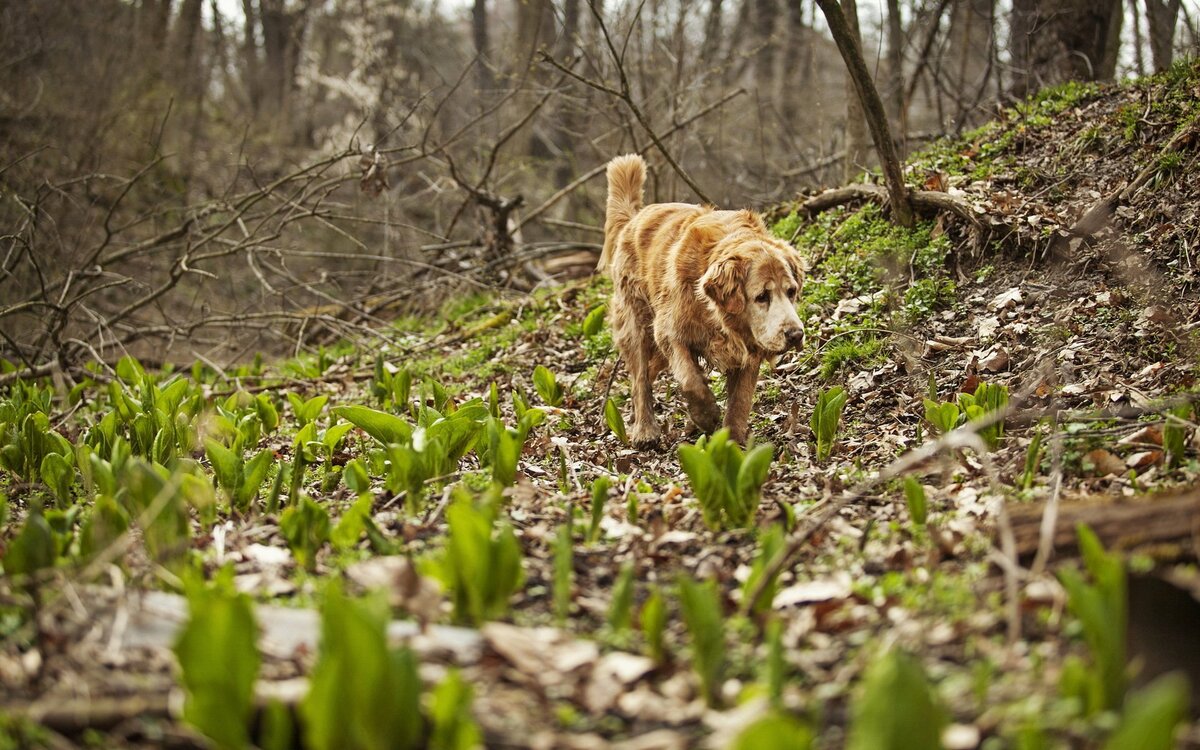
689, 403, 722, 435
632, 435, 662, 450
629, 423, 662, 450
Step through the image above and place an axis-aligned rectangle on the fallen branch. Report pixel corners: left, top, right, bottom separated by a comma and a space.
799, 182, 982, 230
1006, 485, 1200, 560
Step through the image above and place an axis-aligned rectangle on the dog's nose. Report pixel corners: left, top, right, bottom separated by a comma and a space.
785, 327, 805, 350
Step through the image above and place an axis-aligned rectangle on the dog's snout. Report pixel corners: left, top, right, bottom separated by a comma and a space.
785, 326, 805, 350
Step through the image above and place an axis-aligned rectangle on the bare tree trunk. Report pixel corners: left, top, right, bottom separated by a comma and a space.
1145, 0, 1183, 71
946, 0, 994, 126
884, 0, 905, 130
1132, 0, 1148, 76
702, 0, 726, 62
137, 0, 173, 56
781, 0, 809, 123
1099, 0, 1124, 80
1009, 0, 1123, 95
258, 0, 310, 140
841, 0, 868, 182
241, 0, 262, 116
815, 0, 914, 226
473, 0, 493, 96
752, 0, 778, 94
171, 0, 204, 94
551, 0, 582, 189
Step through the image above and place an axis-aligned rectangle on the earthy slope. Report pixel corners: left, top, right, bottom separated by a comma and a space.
3, 62, 1200, 748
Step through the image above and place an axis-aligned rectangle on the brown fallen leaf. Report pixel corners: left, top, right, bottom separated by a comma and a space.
959, 355, 981, 394
772, 577, 852, 609
482, 622, 599, 689
1085, 449, 1126, 477
989, 287, 1023, 311
346, 556, 445, 625
1119, 425, 1163, 446
979, 346, 1010, 373
583, 651, 655, 714
1126, 450, 1163, 470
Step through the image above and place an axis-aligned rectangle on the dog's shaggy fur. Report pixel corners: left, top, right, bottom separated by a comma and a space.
599, 154, 806, 447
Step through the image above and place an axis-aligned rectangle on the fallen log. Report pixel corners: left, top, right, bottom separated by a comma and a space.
1005, 486, 1200, 561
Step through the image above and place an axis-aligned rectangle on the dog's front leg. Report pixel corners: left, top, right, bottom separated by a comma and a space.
723, 362, 761, 444
668, 344, 721, 434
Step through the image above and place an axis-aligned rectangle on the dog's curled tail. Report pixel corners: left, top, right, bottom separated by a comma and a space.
597, 153, 645, 273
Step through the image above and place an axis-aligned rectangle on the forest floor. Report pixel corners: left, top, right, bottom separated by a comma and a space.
3, 63, 1200, 749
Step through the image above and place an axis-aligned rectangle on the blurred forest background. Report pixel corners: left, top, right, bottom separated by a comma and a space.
2, 0, 1198, 372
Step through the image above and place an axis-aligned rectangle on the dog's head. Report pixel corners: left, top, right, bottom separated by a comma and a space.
699, 226, 806, 355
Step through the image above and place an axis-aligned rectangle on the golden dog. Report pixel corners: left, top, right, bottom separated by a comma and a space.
598, 154, 805, 447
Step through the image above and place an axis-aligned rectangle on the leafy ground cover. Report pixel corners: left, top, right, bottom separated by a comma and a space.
3, 63, 1200, 748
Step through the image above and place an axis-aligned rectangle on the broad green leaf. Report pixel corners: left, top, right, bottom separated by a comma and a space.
735, 444, 774, 522
332, 494, 373, 550
488, 381, 500, 418
641, 587, 667, 665
294, 393, 329, 424
426, 412, 485, 464
174, 569, 260, 750
743, 524, 785, 616
4, 513, 56, 577
608, 561, 636, 632
1060, 524, 1127, 713
811, 386, 847, 463
115, 354, 146, 385
435, 496, 524, 625
280, 496, 331, 571
81, 495, 130, 559
680, 429, 772, 530
343, 458, 372, 496
204, 439, 241, 496
39, 452, 74, 503
255, 394, 280, 433
532, 365, 564, 407
1102, 673, 1189, 750
428, 670, 481, 750
765, 618, 785, 708
302, 584, 424, 750
904, 476, 928, 526
846, 648, 946, 750
588, 475, 610, 544
487, 419, 520, 488
924, 399, 960, 435
553, 521, 573, 624
259, 700, 294, 750
334, 405, 413, 446
732, 713, 814, 750
678, 576, 726, 707
321, 422, 355, 453
582, 304, 606, 337
238, 449, 275, 511
679, 444, 720, 528
123, 460, 191, 569
604, 397, 627, 444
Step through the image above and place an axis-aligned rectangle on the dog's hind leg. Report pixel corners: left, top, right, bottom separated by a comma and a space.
666, 343, 721, 435
614, 295, 662, 448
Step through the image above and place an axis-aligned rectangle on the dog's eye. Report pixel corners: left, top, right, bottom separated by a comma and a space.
755, 290, 770, 304
786, 287, 797, 299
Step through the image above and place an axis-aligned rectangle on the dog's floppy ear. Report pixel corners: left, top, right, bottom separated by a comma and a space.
701, 251, 748, 315
784, 248, 807, 287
